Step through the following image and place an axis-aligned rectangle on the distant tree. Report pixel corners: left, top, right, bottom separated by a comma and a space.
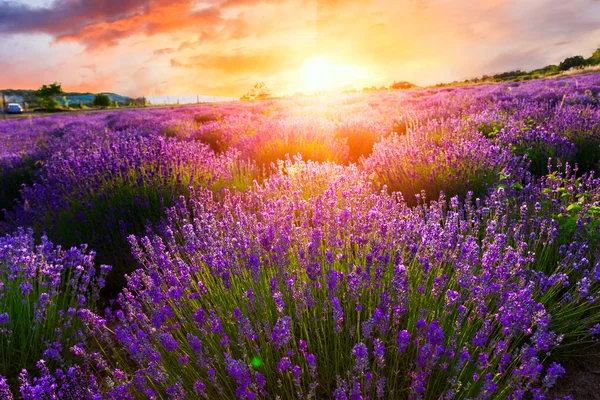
493, 70, 528, 81
133, 97, 147, 107
240, 82, 272, 101
589, 48, 600, 65
542, 65, 559, 73
35, 82, 64, 109
559, 56, 587, 71
93, 93, 112, 108
390, 81, 417, 90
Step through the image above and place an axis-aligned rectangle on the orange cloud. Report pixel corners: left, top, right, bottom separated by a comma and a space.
52, 4, 222, 50
220, 0, 285, 8
153, 47, 175, 55
187, 49, 299, 75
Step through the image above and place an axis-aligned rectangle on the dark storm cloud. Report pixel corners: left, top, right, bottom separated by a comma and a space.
0, 0, 149, 34
0, 0, 222, 49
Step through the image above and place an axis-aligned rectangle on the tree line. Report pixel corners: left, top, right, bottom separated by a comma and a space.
436, 47, 600, 87
1, 83, 143, 111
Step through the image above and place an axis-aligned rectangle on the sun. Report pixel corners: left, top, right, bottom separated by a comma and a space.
300, 56, 369, 93
302, 56, 337, 92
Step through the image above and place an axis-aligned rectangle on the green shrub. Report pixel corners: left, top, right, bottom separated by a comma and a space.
476, 121, 504, 138
93, 94, 111, 108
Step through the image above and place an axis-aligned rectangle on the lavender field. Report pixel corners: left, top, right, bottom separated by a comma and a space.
1, 74, 600, 399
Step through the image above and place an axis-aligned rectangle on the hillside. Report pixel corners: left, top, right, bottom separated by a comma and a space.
0, 89, 134, 106
54, 92, 135, 106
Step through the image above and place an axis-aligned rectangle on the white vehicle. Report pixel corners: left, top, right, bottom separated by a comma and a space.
6, 103, 23, 114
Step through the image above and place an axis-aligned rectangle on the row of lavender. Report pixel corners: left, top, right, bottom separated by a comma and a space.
0, 74, 599, 398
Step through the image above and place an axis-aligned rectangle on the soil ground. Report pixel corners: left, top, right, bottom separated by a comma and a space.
553, 344, 600, 399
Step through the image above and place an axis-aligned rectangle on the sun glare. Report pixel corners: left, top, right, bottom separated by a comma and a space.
301, 56, 368, 93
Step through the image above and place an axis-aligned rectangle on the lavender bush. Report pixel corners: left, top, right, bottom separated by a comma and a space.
364, 122, 509, 204
77, 160, 599, 399
0, 228, 110, 388
0, 73, 599, 398
6, 135, 256, 292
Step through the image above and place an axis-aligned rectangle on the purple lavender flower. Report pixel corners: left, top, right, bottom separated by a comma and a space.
362, 318, 375, 339
350, 380, 362, 400
298, 339, 307, 355
224, 353, 253, 396
255, 372, 267, 396
326, 269, 340, 297
477, 352, 489, 370
234, 308, 258, 342
166, 380, 186, 399
373, 338, 386, 369
0, 376, 13, 400
376, 376, 386, 399
292, 365, 302, 387
397, 329, 411, 353
542, 362, 565, 389
271, 316, 293, 350
19, 282, 33, 297
333, 388, 348, 400
332, 297, 344, 334
306, 353, 317, 378
158, 332, 178, 352
352, 342, 369, 374
276, 356, 293, 373
273, 291, 285, 313
220, 333, 231, 347
193, 308, 206, 327
193, 379, 207, 398
445, 290, 460, 306
478, 373, 497, 400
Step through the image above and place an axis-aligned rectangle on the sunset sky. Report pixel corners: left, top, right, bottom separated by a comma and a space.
1, 0, 599, 97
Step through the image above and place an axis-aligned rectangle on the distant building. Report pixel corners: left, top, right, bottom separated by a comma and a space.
5, 95, 24, 104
